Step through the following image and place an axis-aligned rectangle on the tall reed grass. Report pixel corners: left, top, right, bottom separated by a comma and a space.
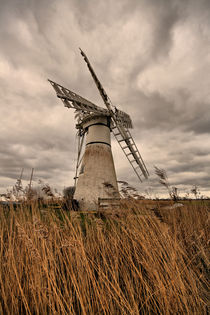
0, 200, 209, 314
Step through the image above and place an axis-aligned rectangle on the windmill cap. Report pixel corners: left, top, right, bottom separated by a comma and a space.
76, 113, 111, 129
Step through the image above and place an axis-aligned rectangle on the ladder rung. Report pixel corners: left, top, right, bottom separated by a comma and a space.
129, 160, 136, 163
119, 136, 132, 143
127, 151, 138, 156
114, 132, 121, 136
122, 146, 128, 150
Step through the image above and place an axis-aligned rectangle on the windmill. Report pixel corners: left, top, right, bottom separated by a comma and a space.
48, 49, 149, 210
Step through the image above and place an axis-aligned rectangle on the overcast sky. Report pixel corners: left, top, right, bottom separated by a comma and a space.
0, 0, 210, 197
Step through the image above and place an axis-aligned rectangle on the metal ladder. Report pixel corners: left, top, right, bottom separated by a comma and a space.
112, 125, 149, 182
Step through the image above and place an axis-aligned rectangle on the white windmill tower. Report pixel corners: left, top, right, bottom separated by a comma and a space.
49, 49, 149, 210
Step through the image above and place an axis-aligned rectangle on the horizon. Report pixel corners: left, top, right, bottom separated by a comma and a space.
0, 0, 210, 197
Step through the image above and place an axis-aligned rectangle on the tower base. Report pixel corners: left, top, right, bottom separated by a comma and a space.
74, 143, 120, 211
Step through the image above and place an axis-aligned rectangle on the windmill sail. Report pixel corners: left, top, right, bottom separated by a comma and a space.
48, 79, 108, 115
80, 49, 132, 129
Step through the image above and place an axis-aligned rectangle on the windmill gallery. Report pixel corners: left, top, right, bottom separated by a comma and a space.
49, 49, 149, 210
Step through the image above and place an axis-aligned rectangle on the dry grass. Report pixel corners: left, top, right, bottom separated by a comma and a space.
0, 200, 209, 314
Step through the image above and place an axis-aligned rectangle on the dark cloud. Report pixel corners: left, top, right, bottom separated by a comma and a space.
126, 89, 210, 137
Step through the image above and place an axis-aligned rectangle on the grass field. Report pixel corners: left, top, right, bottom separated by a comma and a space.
0, 199, 209, 314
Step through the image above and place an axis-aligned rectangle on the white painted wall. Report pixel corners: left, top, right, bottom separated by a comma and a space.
74, 115, 119, 210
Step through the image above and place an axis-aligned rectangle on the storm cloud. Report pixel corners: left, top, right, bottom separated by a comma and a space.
0, 0, 209, 197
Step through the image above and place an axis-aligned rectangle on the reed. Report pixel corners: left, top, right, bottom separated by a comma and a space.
0, 200, 209, 314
